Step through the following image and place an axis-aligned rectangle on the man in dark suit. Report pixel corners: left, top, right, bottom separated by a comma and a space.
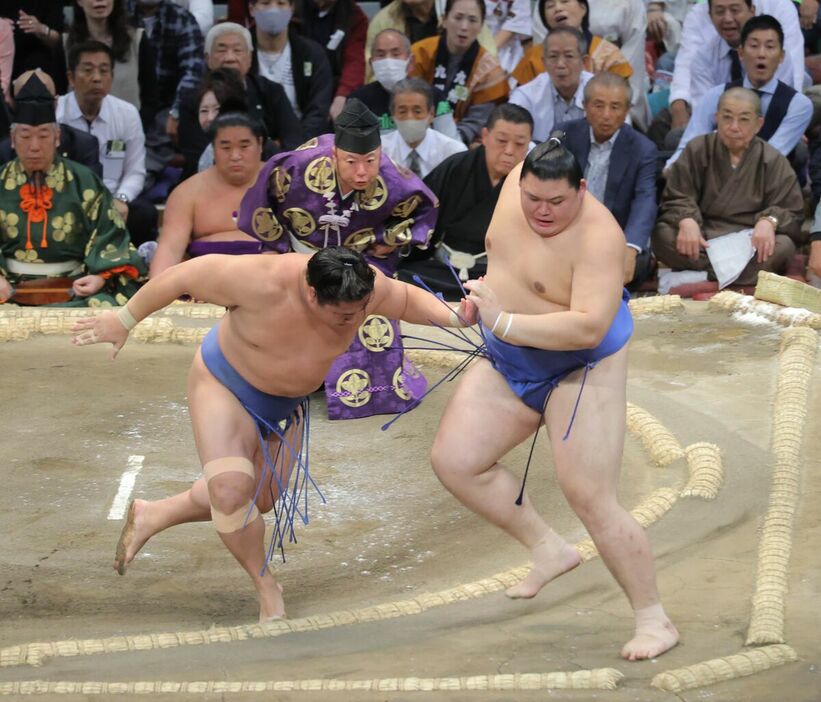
558, 72, 658, 287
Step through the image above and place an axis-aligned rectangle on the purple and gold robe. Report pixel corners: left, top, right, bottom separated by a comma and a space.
238, 134, 438, 420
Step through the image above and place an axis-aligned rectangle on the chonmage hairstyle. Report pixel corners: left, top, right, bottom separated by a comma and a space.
520, 130, 583, 189
306, 247, 376, 305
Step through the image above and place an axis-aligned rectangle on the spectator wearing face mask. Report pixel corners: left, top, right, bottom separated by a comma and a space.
349, 28, 461, 139
380, 78, 466, 179
249, 0, 334, 140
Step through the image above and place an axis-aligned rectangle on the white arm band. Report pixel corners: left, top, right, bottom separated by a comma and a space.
116, 305, 138, 331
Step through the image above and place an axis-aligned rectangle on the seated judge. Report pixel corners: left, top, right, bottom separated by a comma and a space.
0, 73, 145, 306
653, 87, 805, 287
398, 103, 533, 298
558, 72, 658, 286
0, 69, 102, 176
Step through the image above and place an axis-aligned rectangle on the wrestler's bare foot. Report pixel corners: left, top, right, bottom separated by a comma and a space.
113, 499, 153, 575
621, 604, 679, 661
258, 571, 286, 623
505, 534, 582, 599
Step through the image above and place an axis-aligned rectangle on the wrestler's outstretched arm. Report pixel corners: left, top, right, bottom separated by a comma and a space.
71, 255, 278, 358
369, 269, 478, 328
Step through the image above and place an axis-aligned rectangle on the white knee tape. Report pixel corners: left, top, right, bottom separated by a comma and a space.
203, 456, 255, 482
211, 502, 260, 533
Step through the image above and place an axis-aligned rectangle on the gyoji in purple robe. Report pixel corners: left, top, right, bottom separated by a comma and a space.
237, 103, 439, 420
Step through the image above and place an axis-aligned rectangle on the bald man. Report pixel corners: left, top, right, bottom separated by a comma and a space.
0, 69, 102, 175
654, 87, 805, 285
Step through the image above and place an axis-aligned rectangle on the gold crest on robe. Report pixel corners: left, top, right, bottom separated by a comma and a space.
252, 207, 284, 241
358, 315, 394, 352
357, 176, 388, 211
305, 156, 336, 194
391, 194, 421, 219
383, 219, 414, 246
283, 208, 316, 237
343, 227, 376, 252
336, 369, 372, 407
271, 167, 292, 203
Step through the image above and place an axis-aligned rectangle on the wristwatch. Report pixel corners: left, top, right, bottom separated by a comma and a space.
114, 193, 130, 204
758, 214, 779, 230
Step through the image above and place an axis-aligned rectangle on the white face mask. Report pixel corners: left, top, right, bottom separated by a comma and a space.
395, 117, 429, 145
371, 57, 408, 91
255, 6, 293, 35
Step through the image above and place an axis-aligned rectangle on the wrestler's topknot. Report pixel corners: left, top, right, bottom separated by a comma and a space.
521, 130, 583, 190
306, 247, 376, 305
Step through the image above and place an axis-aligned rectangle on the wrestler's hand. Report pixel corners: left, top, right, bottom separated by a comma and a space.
72, 274, 105, 297
676, 218, 708, 260
752, 218, 776, 264
464, 277, 502, 330
0, 275, 13, 303
71, 311, 129, 359
453, 296, 478, 326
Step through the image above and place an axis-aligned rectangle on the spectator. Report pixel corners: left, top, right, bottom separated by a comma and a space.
247, 1, 333, 140
2, 2, 67, 94
350, 29, 414, 129
513, 0, 632, 87
667, 15, 812, 174
559, 72, 658, 287
366, 0, 498, 81
66, 0, 159, 130
172, 0, 214, 36
380, 78, 466, 178
57, 41, 157, 246
510, 27, 593, 142
0, 72, 145, 306
0, 69, 102, 176
667, 0, 803, 135
809, 203, 821, 287
484, 0, 532, 73
150, 112, 266, 277
126, 0, 205, 143
398, 103, 533, 298
645, 1, 686, 70
653, 87, 804, 287
350, 28, 463, 139
193, 67, 249, 171
179, 23, 302, 179
410, 0, 509, 145
292, 0, 368, 120
526, 0, 644, 124
0, 18, 14, 102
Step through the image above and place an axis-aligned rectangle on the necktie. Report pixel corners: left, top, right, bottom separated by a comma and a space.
729, 49, 742, 82
408, 149, 422, 177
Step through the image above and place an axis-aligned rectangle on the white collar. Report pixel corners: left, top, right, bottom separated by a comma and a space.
64, 90, 111, 124
589, 125, 620, 148
743, 74, 779, 96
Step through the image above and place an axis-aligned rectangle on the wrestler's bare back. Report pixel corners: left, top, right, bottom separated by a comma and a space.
483, 163, 626, 319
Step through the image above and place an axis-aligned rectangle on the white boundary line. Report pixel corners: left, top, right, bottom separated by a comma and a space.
107, 455, 144, 520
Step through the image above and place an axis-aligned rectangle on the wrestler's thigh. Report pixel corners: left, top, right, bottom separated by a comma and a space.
253, 412, 305, 513
433, 359, 542, 474
187, 350, 259, 466
544, 345, 629, 501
